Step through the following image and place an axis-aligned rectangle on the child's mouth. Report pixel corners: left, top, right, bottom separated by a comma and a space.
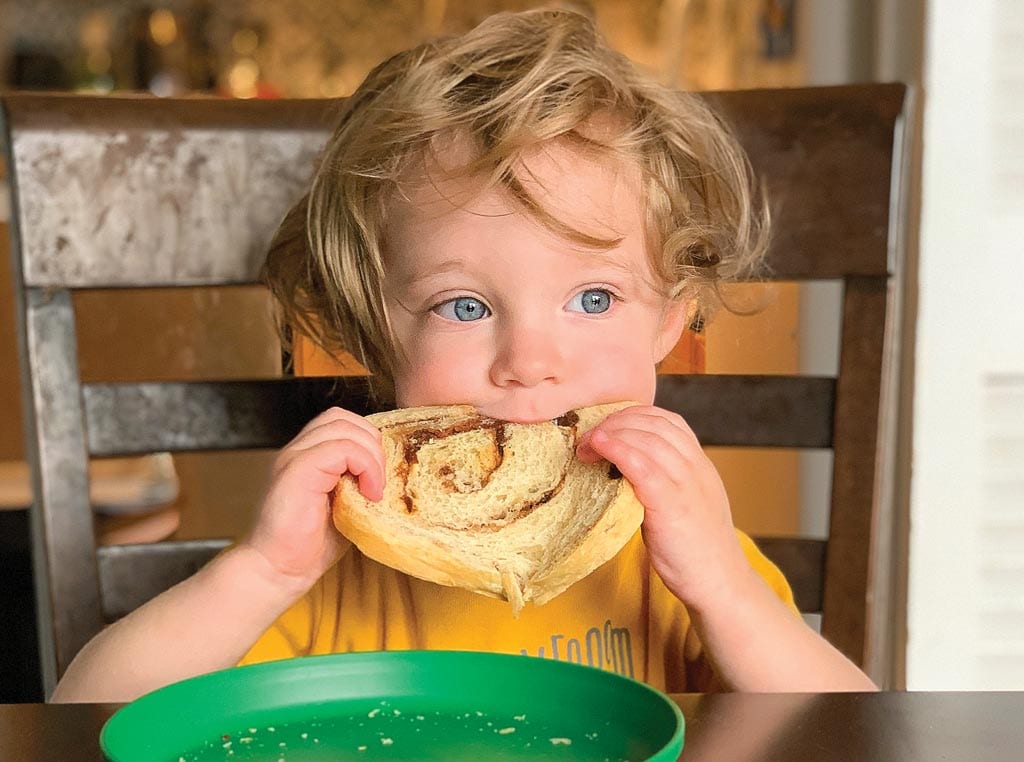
475, 407, 571, 425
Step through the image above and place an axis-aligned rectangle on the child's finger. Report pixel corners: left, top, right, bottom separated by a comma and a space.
596, 416, 694, 463
280, 419, 383, 466
583, 429, 684, 507
278, 439, 385, 502
578, 410, 695, 464
276, 418, 385, 480
591, 428, 691, 481
598, 406, 700, 449
289, 407, 383, 450
625, 407, 702, 449
575, 434, 604, 463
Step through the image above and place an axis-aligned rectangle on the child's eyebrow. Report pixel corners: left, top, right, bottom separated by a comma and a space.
398, 259, 468, 288
581, 251, 635, 274
567, 249, 647, 283
396, 251, 640, 293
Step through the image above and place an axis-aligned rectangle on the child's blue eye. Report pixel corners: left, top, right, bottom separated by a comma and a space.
567, 288, 613, 314
434, 296, 491, 322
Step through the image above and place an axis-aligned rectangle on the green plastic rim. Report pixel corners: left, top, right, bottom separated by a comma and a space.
101, 650, 684, 761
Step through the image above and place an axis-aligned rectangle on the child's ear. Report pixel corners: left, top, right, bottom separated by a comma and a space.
653, 299, 691, 363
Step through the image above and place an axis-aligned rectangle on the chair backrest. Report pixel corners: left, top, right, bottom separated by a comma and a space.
1, 83, 910, 696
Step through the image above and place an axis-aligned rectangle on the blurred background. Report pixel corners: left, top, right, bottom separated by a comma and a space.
0, 0, 810, 97
5, 0, 1018, 702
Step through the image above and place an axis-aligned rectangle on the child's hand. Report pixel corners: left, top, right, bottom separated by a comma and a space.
241, 407, 385, 593
576, 405, 753, 612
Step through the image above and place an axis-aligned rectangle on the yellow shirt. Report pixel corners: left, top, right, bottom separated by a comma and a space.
240, 528, 796, 693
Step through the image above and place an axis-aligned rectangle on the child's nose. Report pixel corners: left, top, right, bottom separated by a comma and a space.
490, 321, 565, 388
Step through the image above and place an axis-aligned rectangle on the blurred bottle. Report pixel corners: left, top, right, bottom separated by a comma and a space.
183, 0, 218, 92
220, 20, 280, 99
74, 10, 117, 93
128, 5, 189, 95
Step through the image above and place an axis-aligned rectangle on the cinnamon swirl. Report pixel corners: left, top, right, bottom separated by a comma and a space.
331, 402, 643, 615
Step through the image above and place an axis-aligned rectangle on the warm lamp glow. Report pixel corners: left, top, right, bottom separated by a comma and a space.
149, 9, 179, 47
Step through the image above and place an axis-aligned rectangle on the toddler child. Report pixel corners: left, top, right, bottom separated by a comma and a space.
53, 8, 875, 702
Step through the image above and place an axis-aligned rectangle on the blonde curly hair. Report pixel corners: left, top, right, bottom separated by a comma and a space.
263, 8, 768, 403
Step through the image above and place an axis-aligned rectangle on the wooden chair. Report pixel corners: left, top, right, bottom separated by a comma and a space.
0, 83, 910, 697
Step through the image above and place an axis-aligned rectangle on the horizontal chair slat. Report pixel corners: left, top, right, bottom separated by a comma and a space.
83, 376, 378, 456
97, 539, 229, 621
1, 93, 338, 130
2, 94, 335, 289
654, 375, 835, 448
84, 374, 834, 456
94, 537, 825, 619
752, 537, 826, 612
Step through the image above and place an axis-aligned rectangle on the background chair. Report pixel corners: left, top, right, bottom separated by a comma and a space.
0, 83, 910, 697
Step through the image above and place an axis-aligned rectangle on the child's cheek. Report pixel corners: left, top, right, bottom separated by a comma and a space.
395, 333, 487, 407
568, 328, 659, 404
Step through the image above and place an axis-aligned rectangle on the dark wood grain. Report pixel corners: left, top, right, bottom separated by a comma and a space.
654, 375, 835, 448
673, 691, 1024, 762
753, 538, 826, 613
97, 541, 229, 621
3, 693, 1022, 762
83, 377, 377, 456
706, 84, 906, 280
81, 374, 832, 457
1, 92, 339, 130
823, 277, 890, 666
0, 702, 119, 762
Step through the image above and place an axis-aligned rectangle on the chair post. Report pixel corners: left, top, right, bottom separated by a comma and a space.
19, 289, 103, 696
824, 276, 892, 676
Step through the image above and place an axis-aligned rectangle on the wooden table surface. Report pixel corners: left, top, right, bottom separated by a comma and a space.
2, 691, 1021, 761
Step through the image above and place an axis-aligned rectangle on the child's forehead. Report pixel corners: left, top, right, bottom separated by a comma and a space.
392, 135, 645, 234
382, 138, 664, 295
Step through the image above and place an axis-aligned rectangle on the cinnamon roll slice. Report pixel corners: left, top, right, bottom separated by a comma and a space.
332, 402, 643, 615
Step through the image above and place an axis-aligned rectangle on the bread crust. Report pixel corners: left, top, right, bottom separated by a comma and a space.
331, 402, 643, 614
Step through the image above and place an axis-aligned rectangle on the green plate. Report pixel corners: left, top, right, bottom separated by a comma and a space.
101, 650, 683, 761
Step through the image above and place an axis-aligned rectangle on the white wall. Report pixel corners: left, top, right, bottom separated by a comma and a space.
908, 0, 1024, 690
